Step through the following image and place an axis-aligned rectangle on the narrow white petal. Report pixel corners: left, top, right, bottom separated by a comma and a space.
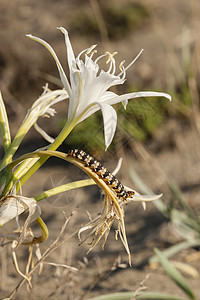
112, 157, 123, 175
100, 91, 118, 102
107, 91, 172, 106
75, 102, 117, 151
127, 191, 163, 202
57, 27, 77, 90
26, 34, 72, 97
75, 103, 100, 124
57, 27, 75, 69
97, 103, 117, 150
133, 193, 163, 201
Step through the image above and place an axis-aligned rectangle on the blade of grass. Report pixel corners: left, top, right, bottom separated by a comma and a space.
137, 292, 186, 299
129, 167, 168, 215
88, 292, 185, 300
171, 261, 199, 279
169, 181, 200, 233
150, 239, 200, 264
0, 92, 11, 157
129, 168, 200, 239
154, 248, 197, 300
88, 292, 133, 300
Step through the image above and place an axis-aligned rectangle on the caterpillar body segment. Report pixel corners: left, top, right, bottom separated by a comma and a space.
67, 149, 135, 201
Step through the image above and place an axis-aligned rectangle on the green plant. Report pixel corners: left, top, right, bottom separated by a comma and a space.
0, 28, 170, 298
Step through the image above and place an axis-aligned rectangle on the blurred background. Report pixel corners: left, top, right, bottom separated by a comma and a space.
0, 0, 200, 299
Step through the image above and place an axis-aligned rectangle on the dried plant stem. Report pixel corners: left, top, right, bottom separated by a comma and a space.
8, 213, 78, 299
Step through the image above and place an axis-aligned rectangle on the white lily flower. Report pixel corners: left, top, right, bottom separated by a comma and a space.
27, 28, 171, 150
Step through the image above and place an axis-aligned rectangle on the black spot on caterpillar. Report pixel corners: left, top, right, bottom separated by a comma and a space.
67, 149, 135, 201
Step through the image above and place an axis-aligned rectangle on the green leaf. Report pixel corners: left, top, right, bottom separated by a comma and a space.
169, 181, 200, 233
154, 248, 197, 299
34, 179, 95, 201
150, 239, 200, 264
137, 292, 185, 299
88, 292, 133, 300
0, 92, 11, 154
88, 291, 185, 300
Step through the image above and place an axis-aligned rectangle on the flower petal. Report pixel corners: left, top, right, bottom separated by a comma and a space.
128, 192, 163, 202
57, 27, 77, 91
107, 91, 172, 106
97, 103, 117, 150
57, 27, 75, 70
26, 34, 72, 97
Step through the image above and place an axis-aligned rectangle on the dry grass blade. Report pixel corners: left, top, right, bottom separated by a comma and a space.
42, 262, 78, 272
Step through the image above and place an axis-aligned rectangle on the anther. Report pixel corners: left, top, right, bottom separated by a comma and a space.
119, 60, 125, 72
105, 51, 118, 64
86, 45, 97, 55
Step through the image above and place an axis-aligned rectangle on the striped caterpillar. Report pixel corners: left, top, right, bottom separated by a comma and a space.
67, 149, 135, 201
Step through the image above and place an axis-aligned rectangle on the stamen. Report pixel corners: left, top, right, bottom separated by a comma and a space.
90, 49, 97, 59
105, 51, 118, 74
119, 60, 125, 72
105, 51, 118, 64
86, 44, 97, 55
118, 48, 144, 77
95, 53, 107, 64
107, 59, 113, 74
77, 45, 97, 62
77, 45, 97, 65
77, 48, 89, 61
119, 60, 126, 80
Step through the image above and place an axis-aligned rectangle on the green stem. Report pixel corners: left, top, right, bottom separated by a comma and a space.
34, 179, 95, 202
16, 119, 76, 191
23, 217, 49, 244
0, 92, 11, 155
0, 121, 31, 170
35, 217, 49, 243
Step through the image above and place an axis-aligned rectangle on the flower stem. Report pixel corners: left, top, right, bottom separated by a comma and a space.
34, 217, 49, 243
0, 122, 29, 170
17, 120, 76, 191
23, 217, 49, 244
34, 179, 94, 202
